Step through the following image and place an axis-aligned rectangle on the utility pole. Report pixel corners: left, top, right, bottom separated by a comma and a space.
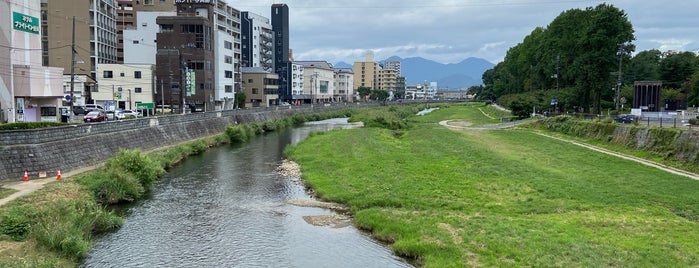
615, 43, 624, 111
69, 16, 76, 120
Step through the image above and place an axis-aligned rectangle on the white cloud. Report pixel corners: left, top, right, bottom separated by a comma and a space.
234, 0, 699, 65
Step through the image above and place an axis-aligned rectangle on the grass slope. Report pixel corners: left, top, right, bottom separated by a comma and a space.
286, 103, 699, 267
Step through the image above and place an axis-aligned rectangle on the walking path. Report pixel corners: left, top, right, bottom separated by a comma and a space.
439, 119, 699, 181
0, 165, 100, 206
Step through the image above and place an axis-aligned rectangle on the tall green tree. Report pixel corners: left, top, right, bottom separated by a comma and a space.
357, 86, 372, 101
659, 51, 699, 89
626, 49, 662, 83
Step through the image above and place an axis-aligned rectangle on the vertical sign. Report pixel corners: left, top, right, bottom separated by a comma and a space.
189, 71, 196, 96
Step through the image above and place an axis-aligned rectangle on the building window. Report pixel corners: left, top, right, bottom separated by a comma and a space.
103, 71, 113, 78
224, 41, 232, 49
133, 40, 140, 44
135, 87, 142, 93
134, 71, 142, 78
120, 72, 125, 77
248, 79, 253, 83
144, 0, 153, 5
40, 106, 57, 117
225, 85, 233, 93
224, 56, 232, 64
225, 71, 233, 78
252, 88, 258, 94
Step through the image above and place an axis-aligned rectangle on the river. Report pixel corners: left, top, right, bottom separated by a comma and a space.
80, 118, 413, 268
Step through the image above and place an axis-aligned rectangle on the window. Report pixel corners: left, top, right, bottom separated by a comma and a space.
134, 71, 142, 78
40, 106, 57, 116
224, 56, 232, 64
103, 71, 113, 78
134, 87, 142, 93
225, 71, 233, 78
225, 85, 233, 93
224, 41, 232, 49
120, 72, 125, 77
252, 88, 259, 94
248, 79, 253, 83
144, 0, 153, 5
133, 40, 140, 44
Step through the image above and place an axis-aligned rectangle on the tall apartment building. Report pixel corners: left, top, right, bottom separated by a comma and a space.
290, 62, 304, 100
2, 0, 63, 123
41, 0, 118, 106
116, 0, 176, 64
384, 60, 401, 76
353, 51, 382, 90
378, 68, 397, 91
271, 3, 291, 101
155, 0, 240, 112
241, 12, 273, 71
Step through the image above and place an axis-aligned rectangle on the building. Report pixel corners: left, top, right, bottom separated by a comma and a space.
290, 63, 304, 102
155, 12, 214, 113
353, 52, 381, 90
41, 0, 118, 106
155, 0, 240, 112
116, 0, 177, 64
378, 68, 397, 91
241, 67, 279, 107
297, 61, 335, 104
633, 81, 662, 112
241, 12, 273, 71
271, 3, 291, 101
1, 0, 64, 123
384, 60, 401, 76
334, 68, 354, 102
95, 64, 155, 111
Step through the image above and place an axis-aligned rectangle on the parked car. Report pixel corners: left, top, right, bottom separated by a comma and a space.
116, 109, 140, 120
280, 102, 291, 106
72, 106, 86, 115
614, 114, 636, 124
83, 110, 106, 123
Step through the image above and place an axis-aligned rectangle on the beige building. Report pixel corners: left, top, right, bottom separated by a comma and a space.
378, 68, 397, 91
353, 60, 381, 90
297, 61, 335, 104
241, 67, 279, 108
95, 64, 155, 111
41, 0, 118, 106
334, 68, 354, 102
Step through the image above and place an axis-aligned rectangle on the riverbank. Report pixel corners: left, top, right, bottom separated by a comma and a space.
285, 103, 699, 267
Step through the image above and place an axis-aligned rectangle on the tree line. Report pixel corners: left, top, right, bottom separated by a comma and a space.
470, 3, 699, 116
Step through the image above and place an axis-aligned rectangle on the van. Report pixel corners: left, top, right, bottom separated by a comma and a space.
85, 104, 104, 112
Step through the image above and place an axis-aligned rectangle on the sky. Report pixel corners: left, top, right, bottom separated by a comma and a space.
234, 0, 699, 65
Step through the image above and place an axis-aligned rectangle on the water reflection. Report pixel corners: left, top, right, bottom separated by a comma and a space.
81, 118, 412, 268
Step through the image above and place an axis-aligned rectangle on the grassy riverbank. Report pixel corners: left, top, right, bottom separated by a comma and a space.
285, 103, 699, 267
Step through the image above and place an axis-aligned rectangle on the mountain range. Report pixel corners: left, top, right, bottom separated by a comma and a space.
334, 56, 495, 89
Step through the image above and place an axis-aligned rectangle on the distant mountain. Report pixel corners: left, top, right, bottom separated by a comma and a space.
334, 56, 494, 89
333, 61, 352, 69
395, 56, 494, 89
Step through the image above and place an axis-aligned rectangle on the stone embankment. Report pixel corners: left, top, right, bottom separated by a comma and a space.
0, 105, 350, 182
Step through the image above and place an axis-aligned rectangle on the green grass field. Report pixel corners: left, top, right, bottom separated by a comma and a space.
286, 103, 699, 267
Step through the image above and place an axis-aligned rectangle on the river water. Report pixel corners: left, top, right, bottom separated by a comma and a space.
81, 118, 413, 268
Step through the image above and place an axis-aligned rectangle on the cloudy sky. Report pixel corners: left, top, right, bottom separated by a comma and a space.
235, 0, 698, 65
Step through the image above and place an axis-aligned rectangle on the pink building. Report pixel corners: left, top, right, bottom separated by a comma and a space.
1, 0, 64, 123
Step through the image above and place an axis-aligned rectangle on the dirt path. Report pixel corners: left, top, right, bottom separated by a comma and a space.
0, 165, 101, 206
439, 119, 699, 181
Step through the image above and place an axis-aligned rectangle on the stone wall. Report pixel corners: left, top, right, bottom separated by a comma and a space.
0, 105, 339, 182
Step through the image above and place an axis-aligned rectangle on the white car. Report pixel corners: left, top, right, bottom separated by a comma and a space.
116, 109, 140, 120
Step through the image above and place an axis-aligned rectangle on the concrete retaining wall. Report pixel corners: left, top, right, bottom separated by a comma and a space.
0, 105, 345, 182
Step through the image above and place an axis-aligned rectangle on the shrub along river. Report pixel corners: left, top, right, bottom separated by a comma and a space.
80, 118, 413, 267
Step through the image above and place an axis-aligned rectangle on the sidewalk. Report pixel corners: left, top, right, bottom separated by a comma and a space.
0, 165, 100, 206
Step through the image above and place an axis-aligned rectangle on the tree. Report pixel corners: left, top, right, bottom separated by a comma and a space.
626, 49, 662, 83
659, 51, 699, 89
357, 86, 372, 101
234, 92, 246, 109
369, 89, 389, 101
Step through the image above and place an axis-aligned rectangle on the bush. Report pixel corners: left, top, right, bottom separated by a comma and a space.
80, 167, 145, 205
0, 122, 68, 130
105, 149, 163, 190
0, 206, 31, 241
225, 125, 248, 144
